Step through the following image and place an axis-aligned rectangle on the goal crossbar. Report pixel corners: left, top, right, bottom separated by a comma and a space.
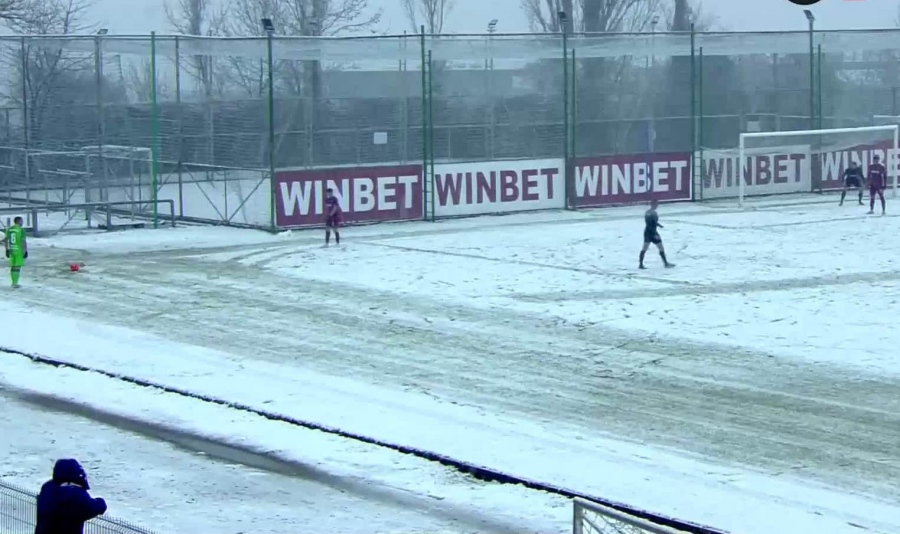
737, 125, 899, 207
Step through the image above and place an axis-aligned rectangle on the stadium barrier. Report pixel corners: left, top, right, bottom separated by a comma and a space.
2, 29, 899, 228
0, 480, 159, 534
0, 200, 176, 236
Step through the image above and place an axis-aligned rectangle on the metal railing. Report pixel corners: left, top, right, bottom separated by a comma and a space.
0, 480, 159, 534
0, 200, 176, 235
573, 498, 695, 534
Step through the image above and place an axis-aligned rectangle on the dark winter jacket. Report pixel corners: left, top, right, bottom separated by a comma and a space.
34, 459, 108, 534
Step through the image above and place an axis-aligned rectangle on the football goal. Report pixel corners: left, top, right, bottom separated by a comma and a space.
572, 498, 692, 534
703, 125, 899, 207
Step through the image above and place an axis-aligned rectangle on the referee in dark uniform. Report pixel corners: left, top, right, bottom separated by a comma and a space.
640, 199, 673, 270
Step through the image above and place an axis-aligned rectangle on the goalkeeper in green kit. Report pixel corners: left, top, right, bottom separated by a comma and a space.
1, 216, 27, 288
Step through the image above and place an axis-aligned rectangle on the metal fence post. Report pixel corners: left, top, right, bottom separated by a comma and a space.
94, 33, 106, 209
420, 26, 429, 221
266, 32, 276, 230
562, 27, 571, 209
817, 43, 823, 129
175, 35, 184, 219
571, 48, 577, 161
808, 20, 815, 130
19, 36, 31, 200
150, 31, 159, 228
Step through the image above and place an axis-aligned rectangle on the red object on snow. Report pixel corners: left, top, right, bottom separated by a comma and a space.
69, 263, 80, 272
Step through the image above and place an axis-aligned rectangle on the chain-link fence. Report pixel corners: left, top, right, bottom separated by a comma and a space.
0, 29, 898, 226
0, 480, 159, 534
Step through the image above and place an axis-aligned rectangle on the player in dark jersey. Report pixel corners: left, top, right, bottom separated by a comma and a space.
639, 199, 673, 269
866, 154, 887, 215
324, 188, 342, 246
839, 161, 864, 206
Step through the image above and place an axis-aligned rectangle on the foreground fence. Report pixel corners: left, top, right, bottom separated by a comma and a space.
0, 29, 898, 228
0, 480, 159, 534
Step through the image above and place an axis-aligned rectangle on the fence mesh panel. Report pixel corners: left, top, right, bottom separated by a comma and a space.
818, 30, 900, 129
573, 33, 691, 158
271, 36, 419, 169
0, 480, 159, 534
0, 37, 26, 194
430, 35, 564, 163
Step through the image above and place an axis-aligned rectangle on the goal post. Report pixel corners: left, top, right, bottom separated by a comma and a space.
573, 498, 692, 534
729, 125, 899, 207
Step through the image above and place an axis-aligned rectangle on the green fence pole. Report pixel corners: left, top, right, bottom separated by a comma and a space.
808, 24, 815, 130
428, 50, 435, 221
817, 43, 823, 129
20, 37, 30, 192
562, 30, 570, 209
690, 25, 697, 201
698, 46, 704, 202
420, 26, 428, 221
571, 48, 576, 162
266, 32, 276, 230
175, 36, 184, 219
150, 31, 159, 228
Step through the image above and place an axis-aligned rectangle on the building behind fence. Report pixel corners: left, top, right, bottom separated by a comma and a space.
0, 29, 897, 228
0, 479, 159, 534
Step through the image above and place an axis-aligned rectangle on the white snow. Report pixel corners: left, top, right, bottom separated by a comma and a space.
1, 390, 530, 534
3, 195, 900, 533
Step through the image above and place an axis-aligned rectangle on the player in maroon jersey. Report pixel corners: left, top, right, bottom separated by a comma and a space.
324, 188, 342, 246
866, 154, 887, 215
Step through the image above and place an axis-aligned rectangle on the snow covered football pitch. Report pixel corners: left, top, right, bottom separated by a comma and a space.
2, 195, 900, 533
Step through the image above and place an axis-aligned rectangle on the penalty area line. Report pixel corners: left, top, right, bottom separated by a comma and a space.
364, 242, 695, 287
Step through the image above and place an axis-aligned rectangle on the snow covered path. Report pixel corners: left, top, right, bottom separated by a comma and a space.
3, 199, 900, 532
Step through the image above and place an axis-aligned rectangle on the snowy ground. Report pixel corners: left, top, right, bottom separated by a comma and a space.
2, 389, 551, 534
2, 195, 900, 533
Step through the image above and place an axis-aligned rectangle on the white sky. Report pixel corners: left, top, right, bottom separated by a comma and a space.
89, 0, 897, 35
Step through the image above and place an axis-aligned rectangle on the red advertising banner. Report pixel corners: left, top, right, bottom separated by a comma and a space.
573, 153, 692, 207
275, 165, 423, 228
814, 141, 896, 190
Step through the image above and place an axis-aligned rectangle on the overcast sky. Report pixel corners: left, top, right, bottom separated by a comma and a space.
89, 0, 897, 35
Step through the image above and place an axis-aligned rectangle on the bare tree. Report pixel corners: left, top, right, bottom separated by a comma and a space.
165, 0, 226, 97
665, 0, 717, 31
125, 59, 171, 102
520, 0, 573, 33
6, 0, 96, 147
581, 0, 666, 32
402, 0, 453, 34
0, 0, 27, 21
222, 0, 382, 97
522, 0, 665, 33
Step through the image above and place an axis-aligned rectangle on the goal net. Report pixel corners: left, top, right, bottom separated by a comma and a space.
573, 499, 692, 534
701, 125, 899, 206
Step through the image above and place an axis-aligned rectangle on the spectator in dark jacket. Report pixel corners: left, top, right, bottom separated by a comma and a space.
34, 459, 107, 534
